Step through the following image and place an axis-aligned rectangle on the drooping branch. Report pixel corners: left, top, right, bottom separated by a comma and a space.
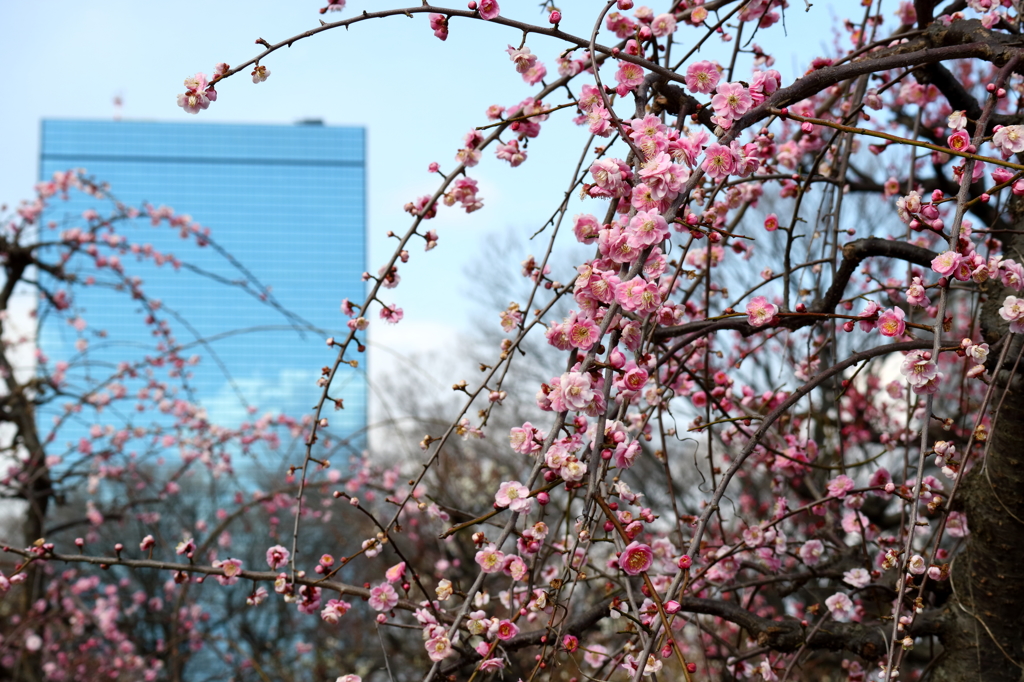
916, 62, 1024, 133
439, 590, 947, 675
653, 237, 937, 343
1, 547, 428, 615
676, 597, 946, 660
733, 19, 1024, 136
439, 599, 615, 675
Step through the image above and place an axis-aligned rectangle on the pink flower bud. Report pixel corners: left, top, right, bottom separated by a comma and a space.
549, 10, 561, 23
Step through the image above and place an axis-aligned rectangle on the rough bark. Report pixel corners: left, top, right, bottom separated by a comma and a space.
930, 198, 1024, 681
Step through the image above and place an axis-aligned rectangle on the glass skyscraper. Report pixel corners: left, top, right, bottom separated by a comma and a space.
37, 120, 367, 464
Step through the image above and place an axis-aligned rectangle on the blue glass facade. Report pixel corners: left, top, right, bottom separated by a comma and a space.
38, 120, 367, 460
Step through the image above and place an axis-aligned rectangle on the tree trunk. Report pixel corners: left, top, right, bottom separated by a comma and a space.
931, 200, 1024, 682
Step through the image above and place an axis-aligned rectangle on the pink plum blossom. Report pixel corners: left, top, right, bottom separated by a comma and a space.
619, 541, 654, 575
560, 457, 587, 482
685, 60, 720, 94
568, 315, 601, 350
559, 372, 594, 411
615, 61, 646, 95
368, 582, 399, 611
176, 73, 217, 114
503, 555, 528, 581
947, 129, 970, 152
522, 62, 547, 85
825, 592, 854, 621
746, 296, 777, 327
379, 304, 404, 324
876, 307, 906, 337
577, 84, 603, 112
931, 250, 962, 277
827, 475, 855, 498
799, 539, 824, 565
587, 106, 612, 137
900, 349, 941, 394
573, 213, 600, 244
428, 13, 448, 40
476, 544, 505, 573
425, 636, 453, 661
495, 480, 532, 513
212, 558, 242, 585
711, 82, 753, 121
385, 562, 406, 583
496, 139, 526, 167
321, 599, 352, 623
843, 568, 871, 588
495, 619, 520, 640
477, 0, 499, 20
907, 277, 930, 307
650, 13, 677, 36
509, 422, 541, 454
701, 143, 737, 181
506, 45, 538, 73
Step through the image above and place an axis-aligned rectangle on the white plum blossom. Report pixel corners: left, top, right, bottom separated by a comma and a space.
999, 295, 1024, 333
993, 125, 1024, 156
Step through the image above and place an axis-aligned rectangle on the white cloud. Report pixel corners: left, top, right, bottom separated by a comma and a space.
202, 367, 320, 426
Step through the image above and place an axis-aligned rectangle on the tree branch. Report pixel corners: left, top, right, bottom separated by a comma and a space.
652, 237, 937, 342
677, 597, 946, 660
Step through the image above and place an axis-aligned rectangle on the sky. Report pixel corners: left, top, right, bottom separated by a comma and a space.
0, 1, 829, 431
